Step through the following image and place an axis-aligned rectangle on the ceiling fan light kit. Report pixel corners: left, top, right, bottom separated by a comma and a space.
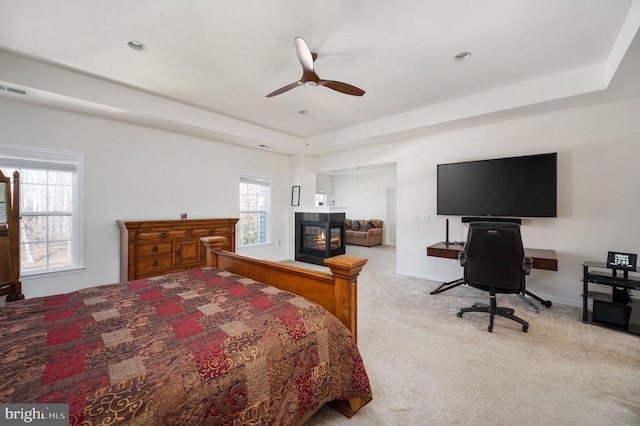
266, 37, 365, 98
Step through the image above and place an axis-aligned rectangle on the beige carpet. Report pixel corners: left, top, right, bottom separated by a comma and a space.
298, 245, 640, 426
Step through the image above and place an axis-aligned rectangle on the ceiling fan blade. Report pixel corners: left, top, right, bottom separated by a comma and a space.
318, 80, 365, 96
265, 81, 301, 98
295, 37, 315, 74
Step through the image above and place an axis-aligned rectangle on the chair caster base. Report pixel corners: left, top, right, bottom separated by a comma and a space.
457, 303, 529, 333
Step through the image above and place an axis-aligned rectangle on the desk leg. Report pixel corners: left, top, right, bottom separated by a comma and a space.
430, 278, 465, 295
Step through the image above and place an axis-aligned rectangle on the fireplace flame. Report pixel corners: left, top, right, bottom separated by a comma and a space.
302, 226, 342, 251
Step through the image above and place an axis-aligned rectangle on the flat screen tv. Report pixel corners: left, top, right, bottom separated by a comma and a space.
437, 152, 557, 218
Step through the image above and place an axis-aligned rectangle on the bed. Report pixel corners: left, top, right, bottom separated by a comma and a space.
0, 236, 371, 425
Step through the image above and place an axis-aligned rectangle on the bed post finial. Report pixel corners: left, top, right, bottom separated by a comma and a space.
201, 236, 228, 268
324, 255, 368, 342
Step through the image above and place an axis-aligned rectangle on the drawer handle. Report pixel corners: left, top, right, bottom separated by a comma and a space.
152, 246, 159, 252
152, 260, 159, 267
209, 230, 215, 235
161, 232, 168, 238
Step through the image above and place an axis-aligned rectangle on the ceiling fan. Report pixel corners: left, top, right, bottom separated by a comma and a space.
266, 37, 365, 98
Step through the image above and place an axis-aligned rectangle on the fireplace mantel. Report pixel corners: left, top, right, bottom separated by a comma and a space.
293, 206, 347, 214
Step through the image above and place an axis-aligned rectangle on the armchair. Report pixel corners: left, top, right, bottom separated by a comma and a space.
456, 222, 532, 333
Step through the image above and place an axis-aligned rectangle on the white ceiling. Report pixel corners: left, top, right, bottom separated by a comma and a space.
1, 0, 639, 155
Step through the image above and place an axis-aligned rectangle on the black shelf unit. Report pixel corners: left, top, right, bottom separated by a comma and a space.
582, 261, 640, 334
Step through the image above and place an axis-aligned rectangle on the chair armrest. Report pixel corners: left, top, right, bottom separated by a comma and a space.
523, 256, 533, 275
458, 252, 466, 266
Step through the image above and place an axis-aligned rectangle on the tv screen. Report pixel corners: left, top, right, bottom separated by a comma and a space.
437, 152, 557, 218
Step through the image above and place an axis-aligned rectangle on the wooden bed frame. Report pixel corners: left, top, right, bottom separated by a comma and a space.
201, 236, 370, 418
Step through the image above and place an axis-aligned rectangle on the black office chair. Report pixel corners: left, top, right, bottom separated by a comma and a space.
456, 222, 532, 333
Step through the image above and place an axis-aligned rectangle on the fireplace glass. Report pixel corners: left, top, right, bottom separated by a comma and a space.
302, 225, 342, 251
330, 227, 342, 250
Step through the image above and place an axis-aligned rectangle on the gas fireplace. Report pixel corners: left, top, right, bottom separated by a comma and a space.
295, 209, 346, 265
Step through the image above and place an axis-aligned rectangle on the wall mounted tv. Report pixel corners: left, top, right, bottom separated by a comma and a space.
437, 152, 557, 218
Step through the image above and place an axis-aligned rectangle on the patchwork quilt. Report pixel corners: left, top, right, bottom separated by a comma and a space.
0, 268, 371, 425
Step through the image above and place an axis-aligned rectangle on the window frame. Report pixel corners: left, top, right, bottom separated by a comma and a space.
0, 144, 84, 276
315, 191, 328, 207
238, 175, 271, 247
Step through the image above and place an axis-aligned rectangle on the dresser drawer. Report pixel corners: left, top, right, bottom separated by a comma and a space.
137, 242, 173, 257
137, 229, 188, 240
137, 256, 173, 274
190, 225, 230, 238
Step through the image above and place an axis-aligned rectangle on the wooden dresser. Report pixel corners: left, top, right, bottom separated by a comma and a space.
117, 218, 238, 282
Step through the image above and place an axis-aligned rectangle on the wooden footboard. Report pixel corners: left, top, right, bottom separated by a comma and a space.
201, 237, 370, 419
201, 236, 367, 342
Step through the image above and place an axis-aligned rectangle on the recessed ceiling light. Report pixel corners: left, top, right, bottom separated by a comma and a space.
127, 40, 147, 51
454, 51, 472, 61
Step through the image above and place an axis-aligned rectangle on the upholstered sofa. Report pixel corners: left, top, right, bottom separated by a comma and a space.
344, 219, 383, 246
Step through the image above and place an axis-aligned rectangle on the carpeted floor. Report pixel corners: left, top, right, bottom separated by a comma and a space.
299, 245, 640, 426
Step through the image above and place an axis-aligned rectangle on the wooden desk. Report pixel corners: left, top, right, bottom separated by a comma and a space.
426, 242, 557, 308
427, 242, 558, 271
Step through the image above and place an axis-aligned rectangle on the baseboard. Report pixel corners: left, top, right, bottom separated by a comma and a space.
396, 269, 443, 283
529, 293, 582, 308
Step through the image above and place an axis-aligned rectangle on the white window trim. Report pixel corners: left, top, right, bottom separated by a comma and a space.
239, 175, 271, 247
0, 144, 84, 277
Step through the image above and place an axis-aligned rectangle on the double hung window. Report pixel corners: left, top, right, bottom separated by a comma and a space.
0, 145, 82, 275
239, 176, 270, 246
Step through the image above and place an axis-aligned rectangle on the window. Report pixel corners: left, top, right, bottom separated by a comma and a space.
239, 176, 270, 246
0, 144, 83, 275
315, 192, 327, 207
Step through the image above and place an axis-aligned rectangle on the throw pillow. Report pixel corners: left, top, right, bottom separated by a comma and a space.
363, 220, 373, 231
351, 221, 361, 231
345, 219, 352, 229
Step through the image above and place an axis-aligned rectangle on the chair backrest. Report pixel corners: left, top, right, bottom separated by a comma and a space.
463, 221, 525, 291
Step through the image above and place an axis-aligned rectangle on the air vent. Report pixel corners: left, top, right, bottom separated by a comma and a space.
0, 85, 27, 95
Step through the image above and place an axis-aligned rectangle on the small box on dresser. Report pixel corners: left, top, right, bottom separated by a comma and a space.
117, 218, 238, 282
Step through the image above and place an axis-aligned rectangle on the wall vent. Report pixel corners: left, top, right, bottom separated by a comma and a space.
0, 85, 27, 95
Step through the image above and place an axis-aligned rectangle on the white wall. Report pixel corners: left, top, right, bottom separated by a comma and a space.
330, 168, 396, 219
326, 167, 397, 245
289, 154, 317, 207
4, 92, 640, 307
315, 173, 333, 203
0, 98, 293, 299
316, 96, 640, 307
